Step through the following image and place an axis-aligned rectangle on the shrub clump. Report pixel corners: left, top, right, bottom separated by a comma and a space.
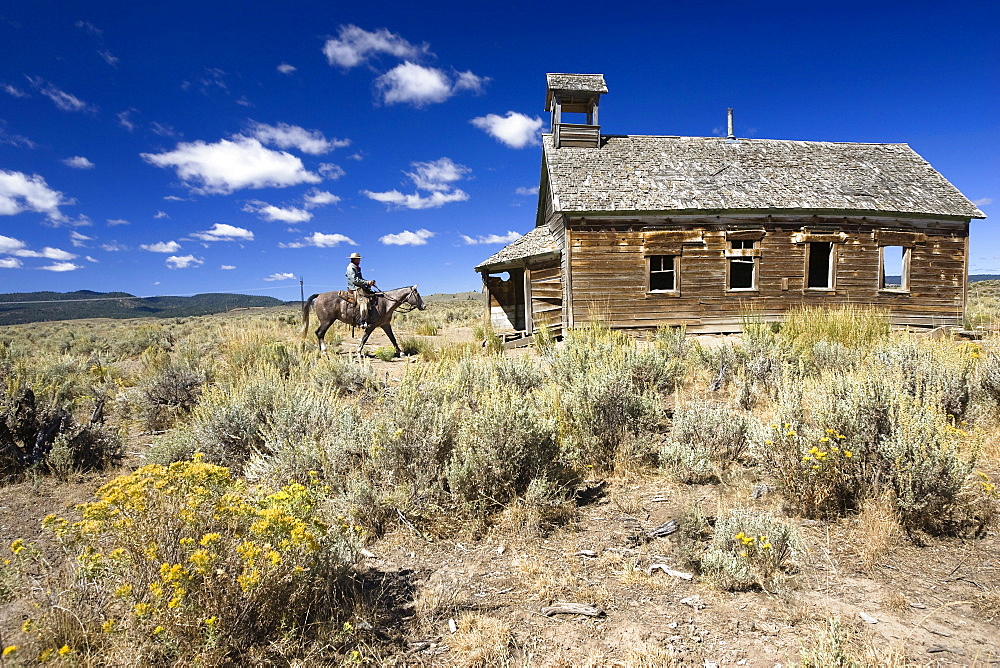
660, 400, 757, 483
701, 507, 800, 591
447, 388, 568, 514
15, 458, 358, 664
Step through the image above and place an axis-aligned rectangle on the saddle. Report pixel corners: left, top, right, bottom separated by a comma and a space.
337, 290, 355, 303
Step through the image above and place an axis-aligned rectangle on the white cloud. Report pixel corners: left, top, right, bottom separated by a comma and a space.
190, 223, 254, 241
516, 186, 539, 196
75, 20, 102, 35
406, 157, 470, 191
3, 84, 28, 98
277, 63, 296, 74
101, 241, 127, 251
0, 234, 27, 254
141, 241, 182, 253
85, 256, 98, 263
376, 62, 451, 106
12, 246, 77, 260
63, 155, 95, 169
70, 231, 92, 247
471, 111, 543, 149
303, 189, 340, 208
163, 195, 188, 201
281, 232, 356, 248
166, 255, 203, 269
248, 121, 350, 155
243, 200, 312, 223
318, 163, 346, 180
154, 211, 170, 219
98, 49, 119, 67
380, 228, 434, 246
150, 122, 178, 137
25, 76, 96, 113
973, 197, 993, 206
461, 231, 522, 245
363, 157, 470, 210
322, 25, 429, 69
364, 189, 469, 210
454, 70, 488, 93
221, 264, 236, 270
0, 121, 35, 148
117, 109, 137, 131
0, 257, 22, 269
264, 272, 296, 281
107, 218, 130, 226
141, 137, 321, 195
39, 261, 81, 272
0, 169, 72, 221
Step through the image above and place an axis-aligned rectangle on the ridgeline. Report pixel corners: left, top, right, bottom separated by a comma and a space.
0, 291, 288, 326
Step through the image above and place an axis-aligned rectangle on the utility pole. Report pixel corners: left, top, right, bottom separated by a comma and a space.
299, 277, 304, 308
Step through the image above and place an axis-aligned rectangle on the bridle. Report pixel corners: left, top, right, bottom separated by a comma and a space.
371, 285, 423, 312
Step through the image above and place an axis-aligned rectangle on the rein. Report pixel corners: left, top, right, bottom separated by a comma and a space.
372, 286, 419, 312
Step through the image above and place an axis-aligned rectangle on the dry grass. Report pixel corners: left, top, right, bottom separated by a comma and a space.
853, 492, 905, 571
446, 613, 512, 667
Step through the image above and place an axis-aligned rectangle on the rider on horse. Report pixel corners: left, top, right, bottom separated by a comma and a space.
346, 252, 376, 328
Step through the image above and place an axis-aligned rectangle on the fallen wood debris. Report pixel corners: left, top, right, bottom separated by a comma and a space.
541, 602, 605, 617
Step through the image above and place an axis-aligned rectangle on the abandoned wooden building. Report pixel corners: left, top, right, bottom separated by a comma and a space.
475, 73, 985, 336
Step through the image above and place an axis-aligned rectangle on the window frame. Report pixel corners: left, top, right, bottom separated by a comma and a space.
805, 240, 837, 291
646, 253, 680, 295
878, 245, 911, 293
726, 239, 759, 292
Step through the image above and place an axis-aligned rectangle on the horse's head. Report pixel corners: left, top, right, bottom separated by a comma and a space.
409, 285, 426, 311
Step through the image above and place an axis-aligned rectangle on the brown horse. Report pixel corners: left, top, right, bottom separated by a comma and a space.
301, 285, 426, 355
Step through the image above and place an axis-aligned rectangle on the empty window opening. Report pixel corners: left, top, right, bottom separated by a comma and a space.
649, 255, 677, 291
807, 242, 834, 289
880, 245, 909, 291
728, 240, 756, 290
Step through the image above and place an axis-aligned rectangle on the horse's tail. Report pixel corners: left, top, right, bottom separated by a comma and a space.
300, 294, 319, 337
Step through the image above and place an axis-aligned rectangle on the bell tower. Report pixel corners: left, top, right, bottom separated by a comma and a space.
545, 73, 607, 148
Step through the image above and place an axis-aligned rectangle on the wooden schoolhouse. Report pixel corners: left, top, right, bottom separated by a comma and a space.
474, 73, 985, 336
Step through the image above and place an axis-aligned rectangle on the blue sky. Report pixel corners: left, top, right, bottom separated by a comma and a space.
1, 0, 996, 300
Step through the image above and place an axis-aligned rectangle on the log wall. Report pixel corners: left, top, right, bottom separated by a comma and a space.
565, 215, 969, 332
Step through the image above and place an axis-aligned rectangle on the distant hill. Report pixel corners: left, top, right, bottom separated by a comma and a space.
424, 291, 480, 303
971, 275, 1000, 282
0, 291, 287, 326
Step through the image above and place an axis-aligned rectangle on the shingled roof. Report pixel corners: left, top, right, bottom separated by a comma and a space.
542, 135, 985, 219
545, 73, 608, 94
474, 226, 558, 271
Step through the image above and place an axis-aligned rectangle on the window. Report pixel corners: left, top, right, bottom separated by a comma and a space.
806, 241, 835, 289
879, 245, 910, 291
728, 239, 757, 290
648, 255, 678, 292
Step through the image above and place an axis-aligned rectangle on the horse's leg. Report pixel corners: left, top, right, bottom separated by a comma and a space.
316, 319, 331, 352
382, 324, 401, 357
356, 325, 376, 355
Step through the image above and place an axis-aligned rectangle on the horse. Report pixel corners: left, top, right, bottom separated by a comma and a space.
300, 285, 426, 356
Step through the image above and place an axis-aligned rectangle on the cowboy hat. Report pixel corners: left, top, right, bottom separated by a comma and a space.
347, 252, 362, 259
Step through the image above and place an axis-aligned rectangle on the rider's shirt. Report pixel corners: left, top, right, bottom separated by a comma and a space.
346, 263, 368, 291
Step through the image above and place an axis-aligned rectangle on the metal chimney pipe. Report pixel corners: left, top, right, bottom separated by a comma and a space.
727, 108, 735, 140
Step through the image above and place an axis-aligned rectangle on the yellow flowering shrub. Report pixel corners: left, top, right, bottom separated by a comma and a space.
702, 507, 800, 591
764, 424, 860, 518
31, 457, 358, 663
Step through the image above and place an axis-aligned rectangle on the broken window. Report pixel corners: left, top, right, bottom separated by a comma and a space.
648, 255, 678, 292
728, 240, 757, 290
879, 245, 909, 291
806, 242, 835, 289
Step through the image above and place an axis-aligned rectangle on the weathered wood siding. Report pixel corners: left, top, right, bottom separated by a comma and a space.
485, 270, 525, 332
566, 215, 969, 332
527, 259, 562, 333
